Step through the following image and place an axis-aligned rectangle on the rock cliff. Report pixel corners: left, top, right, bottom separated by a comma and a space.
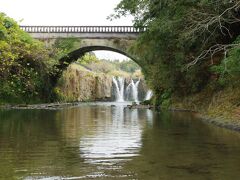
56, 63, 150, 102
56, 64, 112, 102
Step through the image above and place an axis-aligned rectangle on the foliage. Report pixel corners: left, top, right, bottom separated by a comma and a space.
211, 36, 240, 86
108, 69, 130, 78
0, 13, 55, 103
77, 52, 99, 65
112, 0, 240, 106
140, 99, 152, 105
80, 60, 115, 73
108, 59, 140, 73
54, 38, 81, 59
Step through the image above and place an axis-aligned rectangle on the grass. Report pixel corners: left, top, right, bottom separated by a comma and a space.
171, 83, 240, 127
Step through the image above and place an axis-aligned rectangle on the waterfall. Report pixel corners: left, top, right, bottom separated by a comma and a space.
145, 90, 153, 100
126, 83, 132, 101
125, 79, 140, 102
132, 79, 140, 102
112, 77, 141, 102
112, 77, 125, 102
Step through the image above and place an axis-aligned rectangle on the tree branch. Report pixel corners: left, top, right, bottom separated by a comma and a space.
185, 43, 240, 69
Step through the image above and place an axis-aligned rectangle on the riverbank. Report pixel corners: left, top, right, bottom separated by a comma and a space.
105, 100, 240, 132
0, 101, 133, 110
127, 104, 155, 109
171, 109, 240, 132
0, 102, 80, 110
170, 83, 240, 132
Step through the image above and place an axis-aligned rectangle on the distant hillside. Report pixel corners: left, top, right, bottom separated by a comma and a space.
75, 53, 143, 78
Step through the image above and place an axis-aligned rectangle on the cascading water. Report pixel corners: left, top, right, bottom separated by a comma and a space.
145, 90, 153, 100
126, 83, 132, 101
113, 77, 141, 102
132, 79, 140, 102
112, 77, 125, 102
125, 79, 140, 102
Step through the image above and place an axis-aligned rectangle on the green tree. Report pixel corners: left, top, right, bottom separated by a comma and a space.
111, 0, 240, 105
0, 13, 56, 103
77, 52, 99, 65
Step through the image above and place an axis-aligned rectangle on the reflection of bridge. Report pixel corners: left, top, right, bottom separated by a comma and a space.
21, 26, 146, 81
20, 26, 146, 39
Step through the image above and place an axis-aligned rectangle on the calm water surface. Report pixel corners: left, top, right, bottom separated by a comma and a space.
0, 103, 240, 180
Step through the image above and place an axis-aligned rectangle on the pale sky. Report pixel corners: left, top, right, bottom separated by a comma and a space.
0, 0, 133, 60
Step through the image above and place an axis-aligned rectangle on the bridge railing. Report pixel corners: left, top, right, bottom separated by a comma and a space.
20, 26, 146, 33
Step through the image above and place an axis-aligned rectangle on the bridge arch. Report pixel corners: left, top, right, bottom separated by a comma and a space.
57, 45, 137, 68
54, 42, 141, 81
51, 44, 142, 84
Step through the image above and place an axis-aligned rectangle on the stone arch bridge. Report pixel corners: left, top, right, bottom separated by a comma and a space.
20, 26, 145, 59
20, 25, 146, 80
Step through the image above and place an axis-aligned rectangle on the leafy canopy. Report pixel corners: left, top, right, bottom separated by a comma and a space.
111, 0, 240, 104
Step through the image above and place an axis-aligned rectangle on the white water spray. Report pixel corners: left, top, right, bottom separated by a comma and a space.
112, 77, 125, 102
132, 79, 140, 102
145, 90, 153, 101
126, 79, 140, 102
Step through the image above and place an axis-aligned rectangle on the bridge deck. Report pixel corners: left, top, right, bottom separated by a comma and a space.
20, 26, 146, 33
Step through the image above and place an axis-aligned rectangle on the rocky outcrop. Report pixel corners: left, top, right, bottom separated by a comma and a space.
95, 75, 113, 100
56, 64, 112, 102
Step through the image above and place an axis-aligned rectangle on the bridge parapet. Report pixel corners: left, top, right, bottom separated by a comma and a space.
20, 26, 146, 33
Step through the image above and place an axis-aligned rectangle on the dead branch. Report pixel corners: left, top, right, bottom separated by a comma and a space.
185, 43, 240, 69
185, 1, 240, 41
184, 2, 240, 69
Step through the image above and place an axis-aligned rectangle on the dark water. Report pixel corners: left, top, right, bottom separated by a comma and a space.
1, 103, 240, 180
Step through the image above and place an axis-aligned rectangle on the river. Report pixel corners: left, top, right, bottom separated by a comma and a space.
0, 103, 240, 179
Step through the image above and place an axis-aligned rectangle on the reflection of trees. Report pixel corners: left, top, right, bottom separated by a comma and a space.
0, 109, 85, 179
0, 109, 60, 153
0, 109, 58, 179
56, 106, 113, 144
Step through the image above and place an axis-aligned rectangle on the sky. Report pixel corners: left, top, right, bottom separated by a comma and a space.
0, 0, 133, 60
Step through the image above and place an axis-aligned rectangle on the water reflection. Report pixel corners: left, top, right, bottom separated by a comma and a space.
125, 112, 240, 180
146, 109, 153, 126
1, 105, 240, 179
79, 106, 144, 165
47, 104, 152, 178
